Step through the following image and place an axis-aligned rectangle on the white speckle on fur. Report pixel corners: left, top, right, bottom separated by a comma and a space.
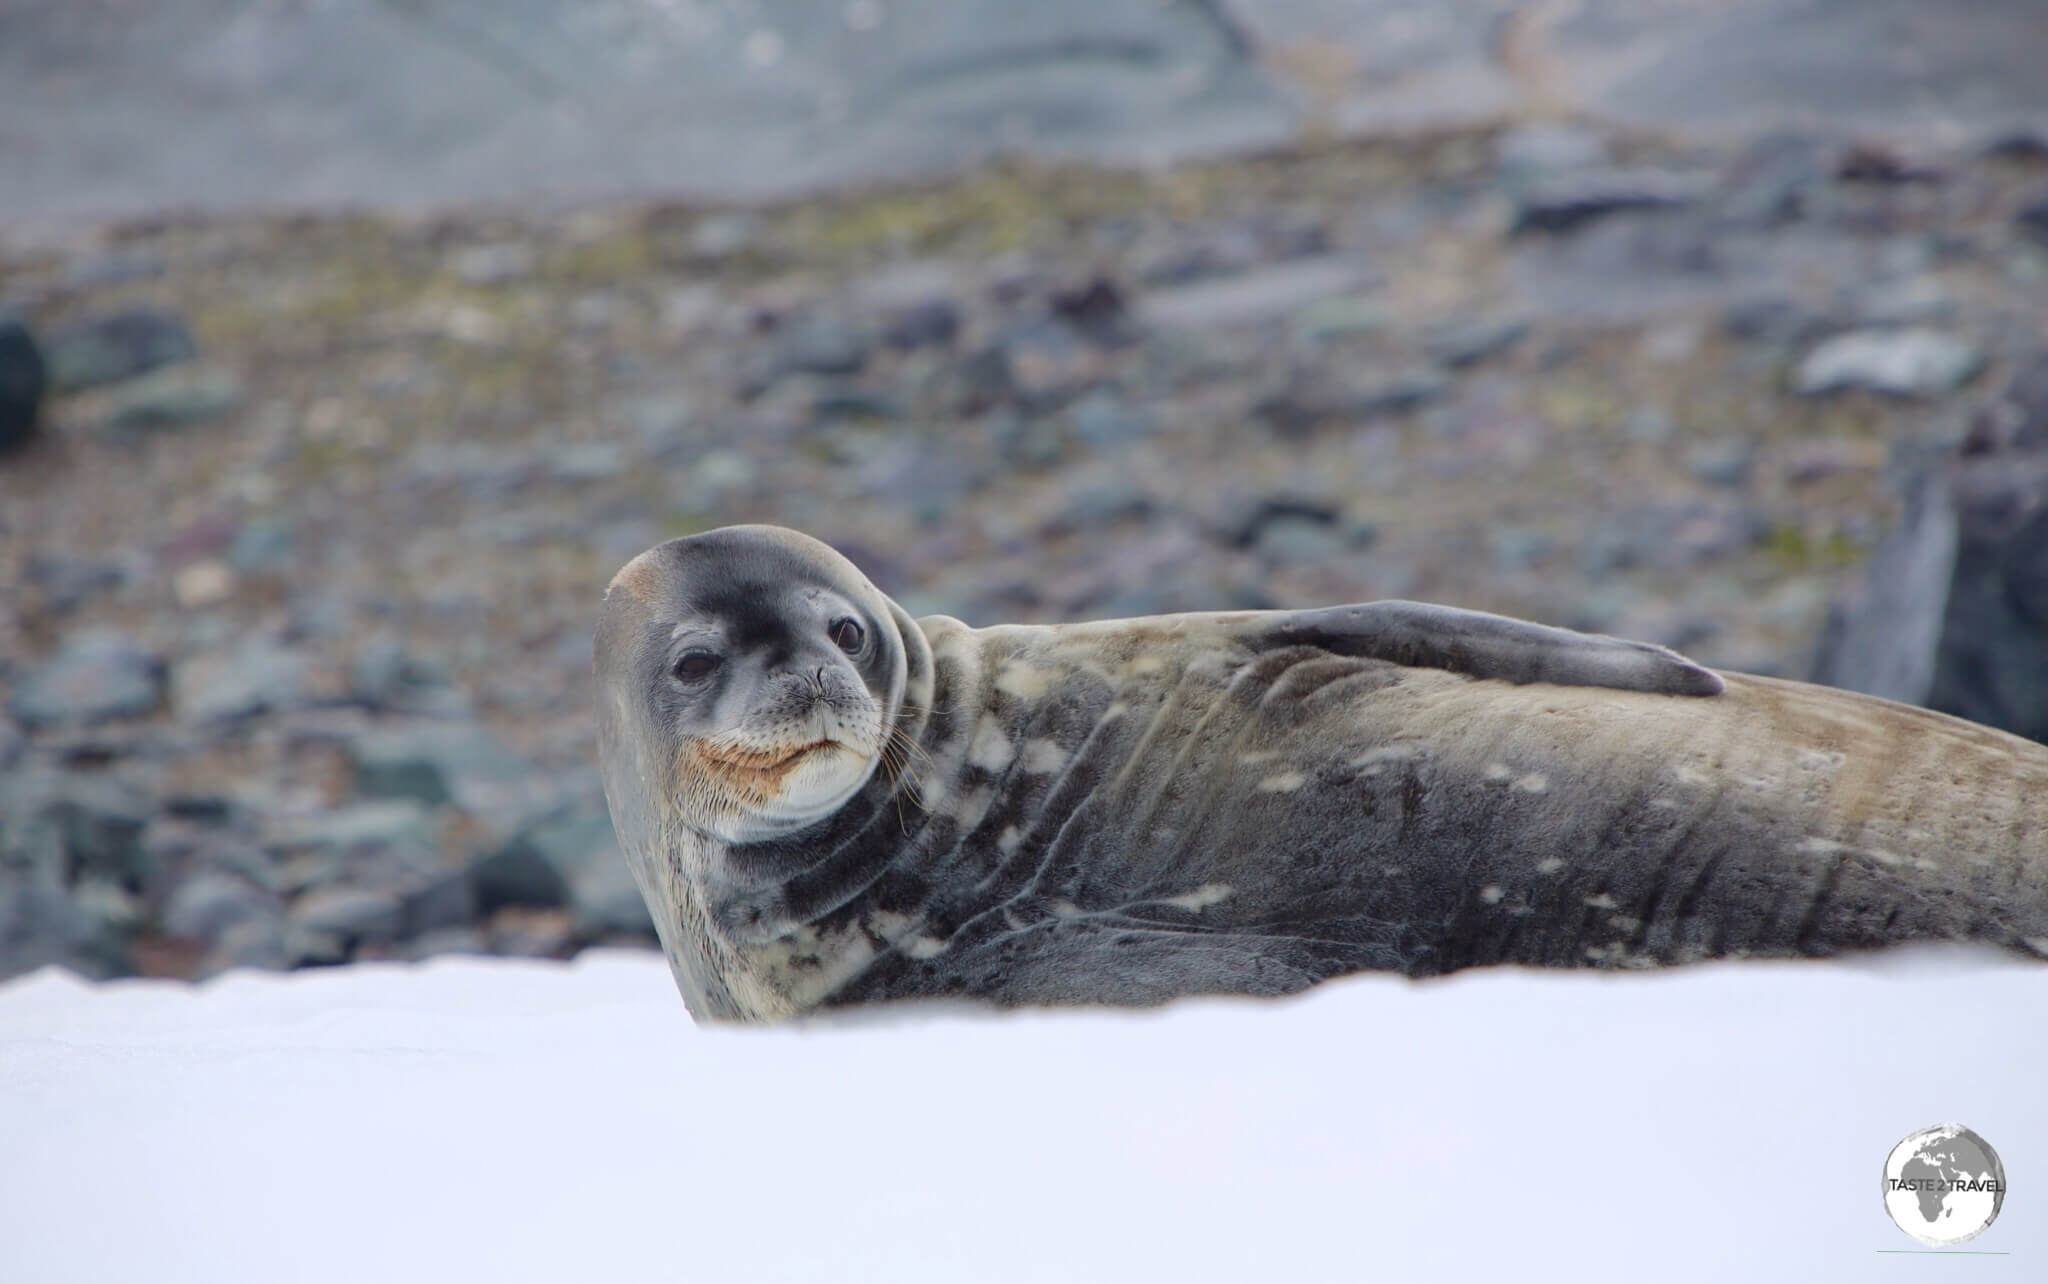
1020, 738, 1067, 774
1484, 762, 1514, 781
968, 718, 1015, 772
1798, 836, 1903, 867
904, 936, 951, 959
1240, 749, 1280, 765
1794, 748, 1844, 771
1159, 883, 1233, 912
1513, 773, 1548, 793
2024, 937, 2048, 957
952, 786, 993, 827
1673, 764, 1711, 786
1351, 745, 1419, 776
1479, 885, 1505, 905
1126, 653, 1165, 677
1647, 797, 1681, 810
1607, 914, 1641, 932
1258, 770, 1306, 793
1583, 892, 1619, 910
1381, 866, 1402, 877
994, 664, 1052, 701
996, 825, 1023, 854
1049, 899, 1084, 919
1536, 857, 1566, 874
866, 910, 915, 939
1100, 701, 1128, 722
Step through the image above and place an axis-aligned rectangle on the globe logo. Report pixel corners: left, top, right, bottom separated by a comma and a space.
1882, 1123, 2006, 1247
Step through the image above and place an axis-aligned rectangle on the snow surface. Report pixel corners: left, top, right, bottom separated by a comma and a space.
2, 947, 2040, 1283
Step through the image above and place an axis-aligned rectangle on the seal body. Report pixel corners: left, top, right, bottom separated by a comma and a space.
596, 527, 2048, 1023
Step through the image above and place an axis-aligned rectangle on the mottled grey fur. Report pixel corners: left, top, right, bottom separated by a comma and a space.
597, 526, 2048, 1023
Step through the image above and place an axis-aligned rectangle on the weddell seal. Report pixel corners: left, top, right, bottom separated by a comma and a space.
594, 525, 2048, 1023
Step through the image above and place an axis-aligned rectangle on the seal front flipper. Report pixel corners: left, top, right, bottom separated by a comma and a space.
1259, 601, 1724, 696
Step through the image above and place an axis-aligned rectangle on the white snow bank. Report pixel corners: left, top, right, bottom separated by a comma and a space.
1, 947, 2040, 1282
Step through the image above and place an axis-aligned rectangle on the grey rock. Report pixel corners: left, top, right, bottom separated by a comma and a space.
1984, 132, 2048, 163
477, 801, 650, 937
270, 801, 439, 869
1425, 318, 1528, 370
226, 519, 295, 572
1795, 328, 1984, 398
548, 441, 628, 482
1721, 297, 1833, 346
103, 364, 242, 430
1686, 440, 1756, 488
1065, 387, 1151, 446
0, 315, 46, 453
991, 318, 1099, 407
1494, 122, 1609, 179
160, 872, 279, 941
2018, 194, 2048, 246
1138, 257, 1372, 329
1254, 367, 1448, 437
44, 308, 197, 392
1254, 515, 1351, 565
173, 639, 311, 722
809, 382, 904, 422
882, 298, 961, 349
346, 636, 471, 717
1489, 527, 1556, 574
484, 907, 576, 958
289, 886, 403, 942
348, 723, 529, 808
399, 869, 478, 937
855, 439, 984, 525
27, 554, 129, 611
1042, 481, 1153, 535
943, 344, 1020, 416
471, 840, 568, 913
772, 314, 870, 378
0, 867, 96, 981
1215, 494, 1340, 547
1854, 276, 1956, 325
1811, 467, 1957, 706
1816, 357, 2048, 744
9, 629, 163, 727
617, 389, 698, 456
1509, 169, 1702, 236
1720, 134, 1831, 225
1049, 276, 1134, 345
446, 242, 536, 285
1, 769, 156, 891
285, 924, 349, 968
1, 870, 136, 980
201, 916, 292, 973
687, 214, 758, 260
402, 927, 489, 962
1291, 296, 1386, 342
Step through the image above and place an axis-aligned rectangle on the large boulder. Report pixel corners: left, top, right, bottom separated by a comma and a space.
1812, 355, 2048, 742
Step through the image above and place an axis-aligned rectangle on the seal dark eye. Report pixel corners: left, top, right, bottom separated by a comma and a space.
829, 617, 865, 654
672, 650, 721, 682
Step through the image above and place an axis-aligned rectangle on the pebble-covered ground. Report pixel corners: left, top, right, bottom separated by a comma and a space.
5, 121, 2047, 982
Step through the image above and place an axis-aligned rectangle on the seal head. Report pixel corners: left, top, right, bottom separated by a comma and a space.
596, 525, 909, 845
596, 526, 930, 1017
